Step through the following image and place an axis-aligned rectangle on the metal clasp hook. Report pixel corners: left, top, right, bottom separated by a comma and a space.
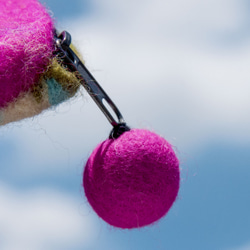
54, 30, 130, 138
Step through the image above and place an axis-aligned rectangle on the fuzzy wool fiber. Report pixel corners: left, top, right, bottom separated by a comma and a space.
0, 57, 81, 126
83, 129, 180, 229
0, 0, 81, 126
0, 0, 54, 108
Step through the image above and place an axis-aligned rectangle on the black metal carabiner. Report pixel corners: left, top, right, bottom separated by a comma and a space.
54, 30, 130, 138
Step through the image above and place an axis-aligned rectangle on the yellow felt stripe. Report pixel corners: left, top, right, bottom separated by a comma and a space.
0, 44, 82, 126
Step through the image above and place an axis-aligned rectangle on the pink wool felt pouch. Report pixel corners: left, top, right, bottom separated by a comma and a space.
0, 0, 54, 108
84, 129, 180, 229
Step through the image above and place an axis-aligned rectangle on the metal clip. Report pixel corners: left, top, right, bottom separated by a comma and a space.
54, 30, 130, 138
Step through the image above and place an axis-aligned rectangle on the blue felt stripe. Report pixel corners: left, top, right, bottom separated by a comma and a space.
46, 78, 69, 106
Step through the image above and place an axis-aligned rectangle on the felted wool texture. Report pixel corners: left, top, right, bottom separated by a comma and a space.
0, 53, 81, 126
0, 78, 50, 126
0, 0, 54, 108
83, 129, 180, 229
44, 57, 81, 99
0, 59, 81, 126
0, 0, 82, 125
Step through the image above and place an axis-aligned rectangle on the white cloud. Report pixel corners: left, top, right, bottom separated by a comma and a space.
227, 242, 250, 250
66, 19, 250, 150
88, 0, 247, 41
0, 184, 97, 250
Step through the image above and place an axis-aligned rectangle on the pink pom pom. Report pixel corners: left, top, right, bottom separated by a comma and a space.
83, 129, 180, 229
0, 0, 54, 108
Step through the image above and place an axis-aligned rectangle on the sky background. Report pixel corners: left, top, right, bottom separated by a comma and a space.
0, 0, 250, 249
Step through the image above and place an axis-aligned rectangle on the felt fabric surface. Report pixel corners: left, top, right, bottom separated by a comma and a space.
0, 0, 81, 126
83, 129, 180, 229
0, 0, 54, 108
0, 57, 81, 126
47, 78, 70, 106
0, 79, 50, 126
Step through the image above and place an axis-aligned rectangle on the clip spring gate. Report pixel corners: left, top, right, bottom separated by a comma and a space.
54, 30, 130, 139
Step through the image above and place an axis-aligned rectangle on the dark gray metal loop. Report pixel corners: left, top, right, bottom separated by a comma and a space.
54, 30, 130, 137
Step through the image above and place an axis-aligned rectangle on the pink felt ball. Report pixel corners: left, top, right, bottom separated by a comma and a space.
83, 129, 180, 229
0, 0, 54, 108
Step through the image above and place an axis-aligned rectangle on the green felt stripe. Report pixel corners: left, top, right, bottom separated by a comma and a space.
0, 110, 3, 124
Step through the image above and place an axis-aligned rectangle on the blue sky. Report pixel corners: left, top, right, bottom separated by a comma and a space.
0, 0, 250, 249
